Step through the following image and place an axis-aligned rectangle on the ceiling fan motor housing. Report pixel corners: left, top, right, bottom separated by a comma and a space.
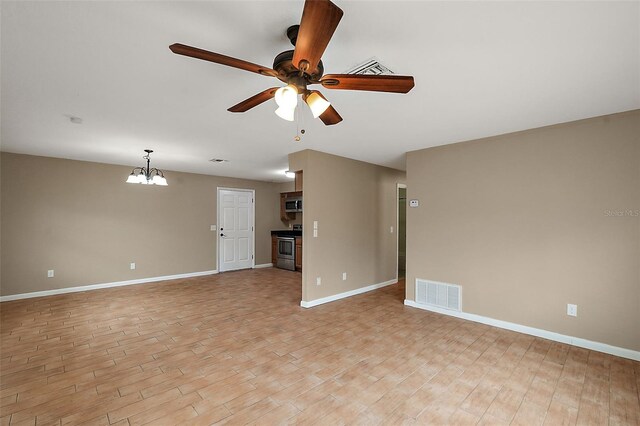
273, 49, 324, 86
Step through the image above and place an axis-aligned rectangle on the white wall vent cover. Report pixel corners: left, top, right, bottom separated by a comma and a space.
345, 57, 395, 75
415, 279, 462, 312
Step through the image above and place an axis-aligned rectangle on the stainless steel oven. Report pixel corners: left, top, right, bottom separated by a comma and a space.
276, 237, 295, 271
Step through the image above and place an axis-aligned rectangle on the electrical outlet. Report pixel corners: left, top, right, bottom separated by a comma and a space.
567, 304, 577, 317
316, 277, 321, 286
313, 229, 318, 238
47, 270, 54, 278
313, 221, 318, 229
342, 272, 347, 281
130, 262, 136, 270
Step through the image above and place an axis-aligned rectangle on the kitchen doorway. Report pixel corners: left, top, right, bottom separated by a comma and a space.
217, 188, 255, 272
397, 184, 407, 279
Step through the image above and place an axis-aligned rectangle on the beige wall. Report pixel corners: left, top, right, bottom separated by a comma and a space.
406, 110, 640, 351
289, 149, 405, 302
0, 153, 285, 296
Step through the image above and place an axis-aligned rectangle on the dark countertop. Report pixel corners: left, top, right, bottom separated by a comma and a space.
271, 230, 302, 237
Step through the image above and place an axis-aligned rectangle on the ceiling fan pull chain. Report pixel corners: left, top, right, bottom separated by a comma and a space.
294, 97, 305, 142
299, 97, 306, 137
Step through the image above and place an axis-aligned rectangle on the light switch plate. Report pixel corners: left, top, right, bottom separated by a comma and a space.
210, 225, 216, 231
313, 221, 318, 229
567, 304, 577, 317
342, 272, 347, 280
316, 277, 321, 286
313, 229, 318, 238
130, 262, 136, 270
47, 270, 54, 278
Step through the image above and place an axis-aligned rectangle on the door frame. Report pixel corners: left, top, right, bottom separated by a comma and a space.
396, 183, 407, 281
216, 187, 256, 272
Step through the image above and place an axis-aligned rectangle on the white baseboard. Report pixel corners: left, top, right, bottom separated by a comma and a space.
253, 263, 273, 269
404, 299, 640, 362
0, 270, 219, 302
301, 278, 398, 308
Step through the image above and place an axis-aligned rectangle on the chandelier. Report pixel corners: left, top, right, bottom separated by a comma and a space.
126, 149, 168, 186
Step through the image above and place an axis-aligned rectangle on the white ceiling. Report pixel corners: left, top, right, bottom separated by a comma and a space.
2, 1, 638, 182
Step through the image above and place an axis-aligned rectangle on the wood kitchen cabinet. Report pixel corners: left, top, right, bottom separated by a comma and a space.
280, 191, 302, 222
295, 237, 302, 271
280, 193, 294, 222
271, 235, 277, 265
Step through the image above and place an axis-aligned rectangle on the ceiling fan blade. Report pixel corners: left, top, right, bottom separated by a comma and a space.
304, 90, 342, 125
319, 105, 343, 126
169, 43, 278, 77
320, 74, 415, 93
292, 0, 343, 74
228, 88, 279, 113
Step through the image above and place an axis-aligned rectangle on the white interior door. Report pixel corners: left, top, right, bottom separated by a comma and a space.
218, 188, 254, 272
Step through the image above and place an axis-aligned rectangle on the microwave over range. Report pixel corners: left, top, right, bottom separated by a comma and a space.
284, 197, 302, 213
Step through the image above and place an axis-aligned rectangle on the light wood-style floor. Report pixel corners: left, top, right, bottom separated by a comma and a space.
1, 268, 639, 425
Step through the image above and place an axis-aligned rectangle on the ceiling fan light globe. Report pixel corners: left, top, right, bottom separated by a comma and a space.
275, 106, 295, 121
306, 92, 331, 118
275, 85, 298, 109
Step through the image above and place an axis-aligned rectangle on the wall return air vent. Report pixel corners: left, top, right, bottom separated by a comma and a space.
415, 279, 462, 312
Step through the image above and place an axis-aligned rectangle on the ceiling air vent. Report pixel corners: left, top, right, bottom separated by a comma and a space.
345, 57, 395, 75
209, 158, 229, 163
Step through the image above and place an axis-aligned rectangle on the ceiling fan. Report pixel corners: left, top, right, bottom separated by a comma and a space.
169, 0, 415, 126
